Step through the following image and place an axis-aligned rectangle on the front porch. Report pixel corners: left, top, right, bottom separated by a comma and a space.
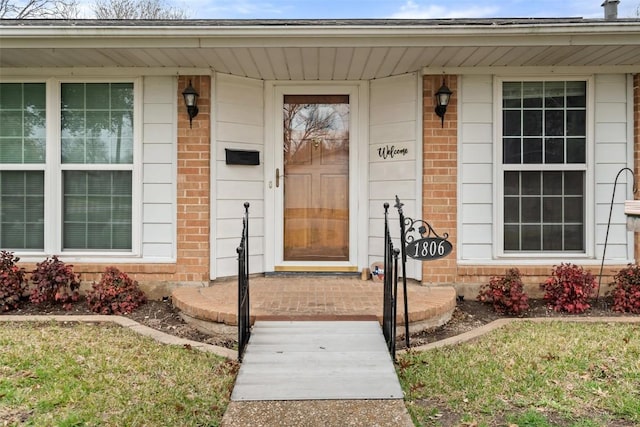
172, 275, 457, 336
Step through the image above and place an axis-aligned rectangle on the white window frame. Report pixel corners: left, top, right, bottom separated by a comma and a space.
494, 75, 595, 259
0, 77, 142, 260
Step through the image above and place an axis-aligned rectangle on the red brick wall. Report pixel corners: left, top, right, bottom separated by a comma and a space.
422, 75, 458, 284
175, 75, 211, 283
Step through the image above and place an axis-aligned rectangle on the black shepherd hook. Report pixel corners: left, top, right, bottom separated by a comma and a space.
598, 167, 637, 301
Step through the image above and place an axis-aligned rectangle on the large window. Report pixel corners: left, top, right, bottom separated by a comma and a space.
501, 80, 587, 253
0, 81, 135, 253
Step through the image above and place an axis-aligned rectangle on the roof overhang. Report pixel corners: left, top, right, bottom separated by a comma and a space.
1, 19, 639, 79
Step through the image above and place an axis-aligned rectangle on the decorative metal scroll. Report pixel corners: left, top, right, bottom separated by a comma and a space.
396, 196, 452, 262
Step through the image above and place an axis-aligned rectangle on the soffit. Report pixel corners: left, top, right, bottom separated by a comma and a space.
1, 20, 639, 78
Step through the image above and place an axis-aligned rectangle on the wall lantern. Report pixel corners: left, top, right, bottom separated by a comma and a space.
182, 80, 199, 128
434, 79, 453, 128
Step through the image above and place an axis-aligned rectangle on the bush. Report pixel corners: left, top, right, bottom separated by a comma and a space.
0, 251, 27, 312
541, 263, 596, 314
30, 256, 80, 310
609, 264, 640, 314
477, 268, 529, 315
85, 267, 146, 315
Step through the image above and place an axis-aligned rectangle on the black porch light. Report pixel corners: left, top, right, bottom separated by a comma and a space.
182, 80, 199, 128
434, 79, 453, 128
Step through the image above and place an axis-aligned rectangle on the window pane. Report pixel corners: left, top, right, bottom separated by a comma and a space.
503, 138, 521, 164
544, 81, 565, 108
522, 225, 541, 250
0, 111, 23, 137
503, 110, 521, 136
61, 83, 85, 109
543, 171, 563, 195
564, 197, 583, 222
0, 83, 22, 109
566, 81, 586, 108
566, 110, 585, 136
522, 171, 541, 195
86, 83, 110, 109
565, 225, 584, 251
564, 171, 583, 195
0, 171, 44, 249
567, 138, 586, 163
63, 170, 132, 250
61, 83, 134, 165
523, 82, 543, 108
523, 138, 542, 163
545, 138, 564, 164
504, 225, 520, 250
112, 83, 134, 110
543, 225, 563, 250
0, 139, 22, 163
503, 82, 522, 108
522, 197, 541, 222
504, 197, 520, 223
504, 171, 519, 195
543, 197, 562, 222
545, 110, 564, 136
523, 110, 542, 136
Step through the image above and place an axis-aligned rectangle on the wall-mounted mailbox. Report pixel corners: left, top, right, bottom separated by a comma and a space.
225, 149, 260, 166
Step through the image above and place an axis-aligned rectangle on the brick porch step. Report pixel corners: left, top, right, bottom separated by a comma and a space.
172, 276, 456, 335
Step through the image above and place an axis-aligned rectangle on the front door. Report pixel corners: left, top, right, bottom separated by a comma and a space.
282, 95, 350, 261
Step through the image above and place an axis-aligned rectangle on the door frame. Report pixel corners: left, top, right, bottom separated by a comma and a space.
264, 81, 369, 272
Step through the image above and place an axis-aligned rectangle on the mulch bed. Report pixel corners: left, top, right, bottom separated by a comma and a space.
4, 295, 635, 350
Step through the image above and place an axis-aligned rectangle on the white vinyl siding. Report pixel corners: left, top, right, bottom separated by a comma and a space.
214, 73, 265, 278
141, 76, 176, 260
369, 73, 420, 279
459, 75, 494, 260
594, 74, 633, 261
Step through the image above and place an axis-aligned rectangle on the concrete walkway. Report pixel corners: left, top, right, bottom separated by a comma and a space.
224, 320, 414, 426
232, 321, 403, 401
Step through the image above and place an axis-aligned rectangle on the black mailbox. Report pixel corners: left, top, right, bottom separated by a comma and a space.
225, 149, 260, 165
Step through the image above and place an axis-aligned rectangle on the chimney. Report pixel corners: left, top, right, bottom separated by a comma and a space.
602, 0, 620, 20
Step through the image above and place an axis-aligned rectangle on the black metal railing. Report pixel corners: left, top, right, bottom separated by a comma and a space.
237, 202, 250, 362
394, 196, 410, 349
382, 202, 400, 361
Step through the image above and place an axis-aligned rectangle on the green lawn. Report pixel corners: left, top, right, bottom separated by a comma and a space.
397, 321, 640, 427
0, 322, 237, 426
3, 320, 639, 427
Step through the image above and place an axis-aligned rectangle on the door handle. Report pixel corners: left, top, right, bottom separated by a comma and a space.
276, 168, 281, 188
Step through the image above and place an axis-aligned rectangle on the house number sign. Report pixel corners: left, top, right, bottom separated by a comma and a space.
406, 237, 453, 261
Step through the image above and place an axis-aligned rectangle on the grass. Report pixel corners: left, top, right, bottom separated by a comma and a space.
0, 322, 238, 426
397, 321, 640, 427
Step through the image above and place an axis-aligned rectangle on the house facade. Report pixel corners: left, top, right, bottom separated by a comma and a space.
0, 18, 639, 298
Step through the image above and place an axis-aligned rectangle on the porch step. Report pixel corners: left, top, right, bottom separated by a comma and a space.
231, 321, 403, 401
172, 276, 456, 335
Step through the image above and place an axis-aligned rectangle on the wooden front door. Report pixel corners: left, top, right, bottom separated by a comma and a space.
283, 95, 349, 261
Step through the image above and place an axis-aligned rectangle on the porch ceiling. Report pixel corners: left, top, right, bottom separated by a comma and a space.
1, 19, 640, 78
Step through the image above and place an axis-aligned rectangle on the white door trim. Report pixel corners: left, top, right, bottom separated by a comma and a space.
264, 81, 369, 272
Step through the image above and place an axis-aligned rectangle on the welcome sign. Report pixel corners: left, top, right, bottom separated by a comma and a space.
372, 142, 412, 161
